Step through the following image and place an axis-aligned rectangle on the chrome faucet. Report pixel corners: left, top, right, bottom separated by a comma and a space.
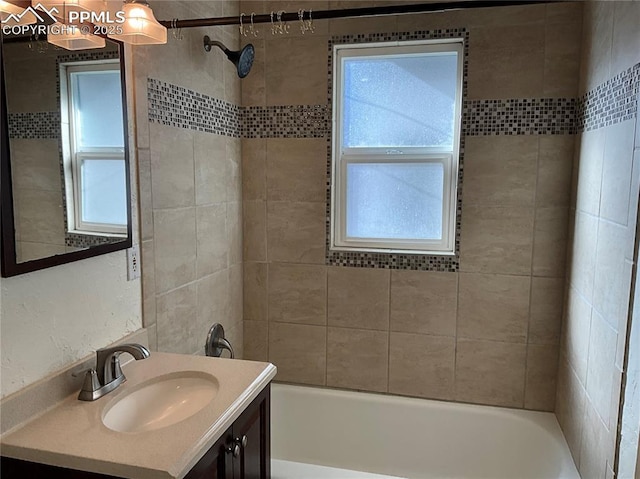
78, 343, 150, 401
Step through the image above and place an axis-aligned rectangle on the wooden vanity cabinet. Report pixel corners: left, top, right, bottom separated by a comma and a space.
186, 384, 271, 479
1, 385, 271, 479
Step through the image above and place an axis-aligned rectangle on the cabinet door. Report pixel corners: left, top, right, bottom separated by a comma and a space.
185, 428, 233, 479
232, 385, 270, 479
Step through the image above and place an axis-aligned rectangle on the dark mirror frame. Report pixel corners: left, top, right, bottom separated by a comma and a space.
1, 34, 132, 277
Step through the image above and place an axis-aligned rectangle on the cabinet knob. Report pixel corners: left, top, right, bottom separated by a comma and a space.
236, 435, 248, 448
226, 444, 241, 457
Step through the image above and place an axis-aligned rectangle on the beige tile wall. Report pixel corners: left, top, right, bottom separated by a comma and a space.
557, 2, 640, 478
135, 0, 244, 357
241, 1, 581, 412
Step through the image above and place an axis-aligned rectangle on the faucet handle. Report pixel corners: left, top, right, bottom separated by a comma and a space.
78, 369, 101, 401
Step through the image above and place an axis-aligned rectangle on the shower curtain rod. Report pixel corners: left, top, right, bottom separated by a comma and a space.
159, 0, 561, 29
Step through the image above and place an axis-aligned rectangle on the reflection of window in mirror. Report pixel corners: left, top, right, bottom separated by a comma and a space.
60, 60, 127, 237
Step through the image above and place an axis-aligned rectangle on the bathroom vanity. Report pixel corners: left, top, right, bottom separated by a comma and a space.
0, 353, 276, 479
183, 385, 270, 479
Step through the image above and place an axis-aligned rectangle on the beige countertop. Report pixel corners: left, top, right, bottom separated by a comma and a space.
0, 352, 277, 478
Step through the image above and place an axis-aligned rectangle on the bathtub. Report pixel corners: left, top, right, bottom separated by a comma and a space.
271, 384, 580, 479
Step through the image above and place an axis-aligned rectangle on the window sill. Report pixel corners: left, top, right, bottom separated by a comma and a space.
68, 230, 127, 239
329, 245, 456, 256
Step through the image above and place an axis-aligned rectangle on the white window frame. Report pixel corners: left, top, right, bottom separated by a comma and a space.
330, 39, 464, 255
60, 60, 126, 237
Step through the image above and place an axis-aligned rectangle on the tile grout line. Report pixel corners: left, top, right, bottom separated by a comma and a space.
453, 271, 459, 402
325, 265, 329, 387
523, 136, 542, 410
387, 270, 392, 394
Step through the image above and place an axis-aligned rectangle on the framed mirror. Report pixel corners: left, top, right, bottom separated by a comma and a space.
1, 33, 131, 277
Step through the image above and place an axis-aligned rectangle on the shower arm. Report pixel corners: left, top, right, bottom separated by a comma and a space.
203, 38, 228, 54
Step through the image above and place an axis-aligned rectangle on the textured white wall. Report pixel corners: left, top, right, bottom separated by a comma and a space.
0, 251, 142, 398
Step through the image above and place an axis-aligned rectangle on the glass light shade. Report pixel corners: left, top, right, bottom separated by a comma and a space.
90, 0, 119, 26
47, 22, 106, 50
36, 0, 91, 19
0, 1, 37, 25
108, 2, 166, 45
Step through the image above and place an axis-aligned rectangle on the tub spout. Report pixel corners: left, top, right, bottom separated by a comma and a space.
205, 323, 235, 359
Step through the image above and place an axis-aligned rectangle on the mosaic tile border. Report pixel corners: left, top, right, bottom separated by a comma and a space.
323, 249, 460, 271
65, 233, 117, 249
463, 98, 577, 136
241, 98, 578, 139
8, 111, 60, 139
242, 105, 330, 138
577, 63, 640, 132
146, 88, 580, 143
325, 28, 468, 272
148, 78, 242, 137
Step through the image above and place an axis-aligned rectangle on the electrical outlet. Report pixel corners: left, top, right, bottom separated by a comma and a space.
127, 245, 140, 281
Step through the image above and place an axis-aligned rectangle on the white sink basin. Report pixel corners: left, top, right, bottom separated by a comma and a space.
102, 371, 219, 433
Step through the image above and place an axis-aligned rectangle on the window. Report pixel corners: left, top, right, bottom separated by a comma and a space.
60, 61, 127, 237
331, 39, 463, 255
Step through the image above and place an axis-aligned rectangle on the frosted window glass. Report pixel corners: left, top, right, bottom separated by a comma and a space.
81, 159, 127, 226
342, 53, 457, 148
72, 70, 124, 148
346, 163, 444, 240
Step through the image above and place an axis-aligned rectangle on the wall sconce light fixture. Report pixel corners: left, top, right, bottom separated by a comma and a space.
108, 0, 166, 45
